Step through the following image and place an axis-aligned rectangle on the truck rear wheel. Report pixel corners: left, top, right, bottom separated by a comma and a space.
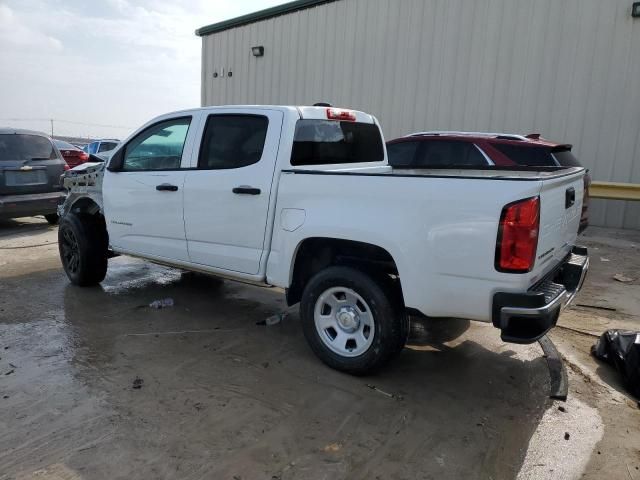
58, 213, 108, 286
300, 266, 406, 375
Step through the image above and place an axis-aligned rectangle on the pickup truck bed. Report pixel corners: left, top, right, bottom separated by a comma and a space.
272, 165, 585, 321
58, 105, 588, 374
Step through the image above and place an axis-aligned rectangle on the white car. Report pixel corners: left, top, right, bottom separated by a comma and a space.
58, 105, 588, 374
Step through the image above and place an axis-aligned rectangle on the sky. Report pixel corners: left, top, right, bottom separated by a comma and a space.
0, 0, 283, 139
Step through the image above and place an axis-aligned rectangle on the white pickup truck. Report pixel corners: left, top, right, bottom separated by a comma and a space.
58, 105, 589, 374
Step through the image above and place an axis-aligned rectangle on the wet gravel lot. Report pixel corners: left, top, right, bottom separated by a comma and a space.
1, 217, 639, 480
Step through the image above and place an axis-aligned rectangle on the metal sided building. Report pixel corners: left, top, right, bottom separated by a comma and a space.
196, 0, 640, 229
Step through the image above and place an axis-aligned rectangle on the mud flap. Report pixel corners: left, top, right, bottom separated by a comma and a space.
538, 335, 568, 401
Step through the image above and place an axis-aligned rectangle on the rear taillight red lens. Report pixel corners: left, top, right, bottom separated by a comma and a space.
496, 196, 540, 273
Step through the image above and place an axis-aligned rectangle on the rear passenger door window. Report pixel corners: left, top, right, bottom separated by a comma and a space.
387, 141, 420, 167
198, 115, 269, 169
416, 140, 489, 167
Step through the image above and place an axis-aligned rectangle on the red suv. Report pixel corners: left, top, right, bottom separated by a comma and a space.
386, 131, 591, 232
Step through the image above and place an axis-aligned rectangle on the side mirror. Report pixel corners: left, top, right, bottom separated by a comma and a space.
107, 149, 125, 172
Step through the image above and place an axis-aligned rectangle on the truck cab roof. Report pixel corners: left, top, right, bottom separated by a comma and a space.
163, 105, 377, 124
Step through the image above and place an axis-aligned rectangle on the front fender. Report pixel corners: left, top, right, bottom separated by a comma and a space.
58, 162, 105, 218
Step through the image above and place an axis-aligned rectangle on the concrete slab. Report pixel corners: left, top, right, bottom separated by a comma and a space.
0, 217, 638, 479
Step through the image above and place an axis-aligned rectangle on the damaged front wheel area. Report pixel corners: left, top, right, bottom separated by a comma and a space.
58, 212, 108, 286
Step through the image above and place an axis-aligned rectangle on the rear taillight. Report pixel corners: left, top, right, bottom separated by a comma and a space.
326, 108, 356, 122
583, 174, 591, 210
496, 196, 540, 273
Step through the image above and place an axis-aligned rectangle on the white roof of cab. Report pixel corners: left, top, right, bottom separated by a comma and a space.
162, 105, 376, 124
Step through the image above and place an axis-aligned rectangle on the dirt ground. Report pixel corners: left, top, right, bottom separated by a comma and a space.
0, 218, 639, 480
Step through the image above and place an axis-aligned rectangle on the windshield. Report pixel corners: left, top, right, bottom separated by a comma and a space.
0, 134, 56, 161
291, 120, 384, 166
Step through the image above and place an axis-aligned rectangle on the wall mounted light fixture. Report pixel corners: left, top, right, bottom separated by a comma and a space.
633, 2, 640, 17
252, 46, 265, 57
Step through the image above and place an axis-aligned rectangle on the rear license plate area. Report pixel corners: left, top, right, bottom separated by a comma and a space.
5, 170, 47, 186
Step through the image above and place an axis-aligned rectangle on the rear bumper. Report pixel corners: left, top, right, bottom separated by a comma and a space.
492, 246, 589, 344
0, 191, 66, 219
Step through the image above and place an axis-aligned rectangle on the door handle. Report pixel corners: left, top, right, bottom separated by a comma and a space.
565, 187, 575, 208
232, 186, 261, 195
156, 183, 179, 192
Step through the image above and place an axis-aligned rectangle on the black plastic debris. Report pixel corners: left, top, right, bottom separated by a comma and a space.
256, 312, 288, 326
592, 330, 640, 397
539, 335, 568, 401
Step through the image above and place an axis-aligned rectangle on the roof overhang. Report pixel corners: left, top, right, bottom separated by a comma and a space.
195, 0, 340, 37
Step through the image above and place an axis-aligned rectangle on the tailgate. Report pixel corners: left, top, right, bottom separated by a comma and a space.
532, 169, 585, 279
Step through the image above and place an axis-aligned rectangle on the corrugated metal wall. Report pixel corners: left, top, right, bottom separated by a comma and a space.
201, 0, 640, 229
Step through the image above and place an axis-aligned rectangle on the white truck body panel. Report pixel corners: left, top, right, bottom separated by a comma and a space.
63, 105, 586, 328
267, 168, 582, 322
535, 174, 584, 274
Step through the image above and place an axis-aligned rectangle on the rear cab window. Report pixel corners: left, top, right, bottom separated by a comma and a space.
290, 120, 384, 166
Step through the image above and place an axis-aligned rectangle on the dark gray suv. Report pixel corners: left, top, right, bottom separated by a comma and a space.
0, 129, 67, 224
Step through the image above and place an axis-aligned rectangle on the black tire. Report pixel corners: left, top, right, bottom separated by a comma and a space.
44, 213, 59, 225
58, 213, 108, 286
300, 266, 406, 375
